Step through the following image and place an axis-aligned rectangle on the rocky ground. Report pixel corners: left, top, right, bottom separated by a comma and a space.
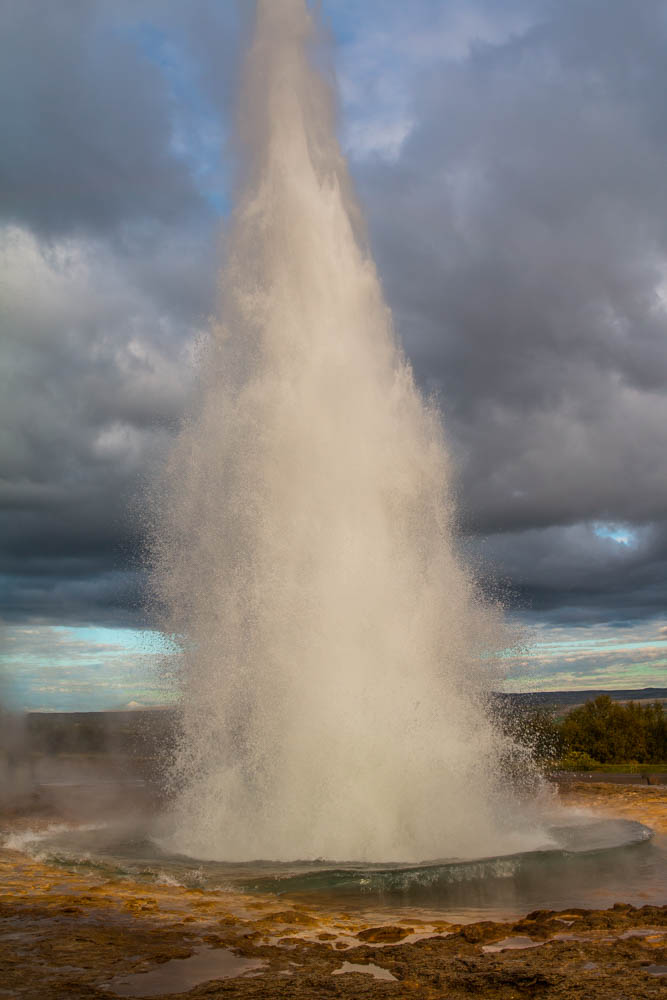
0, 783, 665, 1000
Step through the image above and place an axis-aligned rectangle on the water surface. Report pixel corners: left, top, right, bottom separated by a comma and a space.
10, 814, 664, 923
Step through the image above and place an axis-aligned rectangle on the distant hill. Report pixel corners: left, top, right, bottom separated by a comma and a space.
22, 708, 177, 758
19, 689, 667, 754
499, 688, 667, 714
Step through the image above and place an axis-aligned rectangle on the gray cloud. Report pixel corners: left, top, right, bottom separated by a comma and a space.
356, 0, 667, 620
0, 2, 207, 235
475, 522, 667, 623
0, 223, 214, 623
0, 0, 237, 624
1, 0, 666, 632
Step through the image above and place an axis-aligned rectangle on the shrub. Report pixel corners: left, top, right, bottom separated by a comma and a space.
559, 696, 666, 765
558, 750, 601, 771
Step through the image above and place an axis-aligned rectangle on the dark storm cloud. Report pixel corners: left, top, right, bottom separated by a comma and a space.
356, 0, 667, 620
0, 223, 218, 623
474, 522, 667, 624
0, 0, 239, 623
1, 0, 666, 632
0, 3, 199, 234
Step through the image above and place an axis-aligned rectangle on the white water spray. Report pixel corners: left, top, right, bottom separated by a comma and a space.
150, 0, 550, 863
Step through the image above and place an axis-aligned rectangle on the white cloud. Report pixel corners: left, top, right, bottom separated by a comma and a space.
0, 624, 173, 711
503, 619, 667, 691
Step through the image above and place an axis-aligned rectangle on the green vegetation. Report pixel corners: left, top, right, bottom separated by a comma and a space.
500, 695, 667, 772
560, 695, 666, 766
556, 756, 667, 774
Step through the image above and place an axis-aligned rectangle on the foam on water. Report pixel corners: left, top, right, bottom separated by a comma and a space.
7, 817, 661, 917
148, 0, 553, 864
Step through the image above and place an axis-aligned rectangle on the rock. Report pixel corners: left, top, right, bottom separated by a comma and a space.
356, 925, 413, 943
258, 909, 319, 926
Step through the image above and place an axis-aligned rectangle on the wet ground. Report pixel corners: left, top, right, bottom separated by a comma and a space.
1, 782, 666, 999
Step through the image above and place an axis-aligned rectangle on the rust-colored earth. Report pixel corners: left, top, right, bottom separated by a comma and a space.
1, 783, 666, 999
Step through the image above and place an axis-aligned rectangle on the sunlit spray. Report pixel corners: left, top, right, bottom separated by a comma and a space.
149, 0, 551, 862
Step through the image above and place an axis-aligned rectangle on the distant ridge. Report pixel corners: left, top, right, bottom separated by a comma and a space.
16, 690, 665, 756
499, 687, 667, 709
23, 688, 667, 721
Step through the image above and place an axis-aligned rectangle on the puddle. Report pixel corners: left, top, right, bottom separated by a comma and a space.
646, 965, 667, 976
482, 936, 542, 953
482, 928, 666, 956
103, 947, 266, 996
398, 929, 451, 947
618, 928, 663, 939
332, 961, 397, 981
268, 924, 449, 952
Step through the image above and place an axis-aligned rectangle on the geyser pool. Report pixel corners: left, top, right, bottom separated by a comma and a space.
148, 0, 556, 864
6, 814, 661, 922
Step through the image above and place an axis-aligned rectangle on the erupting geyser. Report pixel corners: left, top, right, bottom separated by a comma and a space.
150, 0, 551, 863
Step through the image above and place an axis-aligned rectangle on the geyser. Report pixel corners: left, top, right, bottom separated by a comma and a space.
150, 0, 551, 863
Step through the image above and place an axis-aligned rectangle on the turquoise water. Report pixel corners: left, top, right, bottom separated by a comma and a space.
8, 815, 665, 921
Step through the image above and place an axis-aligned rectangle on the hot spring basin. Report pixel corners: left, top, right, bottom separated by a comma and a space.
8, 815, 662, 921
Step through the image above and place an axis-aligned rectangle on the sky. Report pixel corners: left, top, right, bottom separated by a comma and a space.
1, 0, 666, 710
